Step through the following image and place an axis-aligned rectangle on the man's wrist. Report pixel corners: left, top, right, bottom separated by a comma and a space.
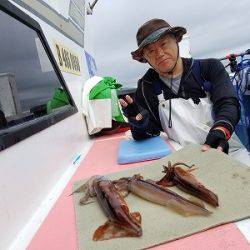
212, 120, 234, 134
212, 126, 231, 140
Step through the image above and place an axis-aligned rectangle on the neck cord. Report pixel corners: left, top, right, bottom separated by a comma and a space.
168, 43, 179, 128
168, 75, 173, 128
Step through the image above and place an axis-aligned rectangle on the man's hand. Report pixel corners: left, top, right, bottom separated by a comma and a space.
119, 95, 143, 121
202, 128, 229, 154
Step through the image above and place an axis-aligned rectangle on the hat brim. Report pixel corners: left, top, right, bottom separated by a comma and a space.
131, 26, 187, 63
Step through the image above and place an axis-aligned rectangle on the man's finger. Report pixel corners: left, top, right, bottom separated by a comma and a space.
125, 95, 134, 104
202, 144, 211, 152
135, 113, 143, 121
216, 146, 223, 152
119, 99, 128, 107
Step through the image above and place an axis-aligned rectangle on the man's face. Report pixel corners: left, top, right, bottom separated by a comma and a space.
143, 34, 178, 75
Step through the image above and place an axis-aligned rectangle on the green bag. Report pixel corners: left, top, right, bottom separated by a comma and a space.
47, 88, 70, 113
89, 77, 125, 122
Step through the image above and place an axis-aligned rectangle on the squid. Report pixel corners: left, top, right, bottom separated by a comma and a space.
71, 175, 142, 241
156, 162, 219, 207
114, 174, 211, 217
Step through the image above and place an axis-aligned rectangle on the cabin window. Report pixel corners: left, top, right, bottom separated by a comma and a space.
0, 3, 77, 151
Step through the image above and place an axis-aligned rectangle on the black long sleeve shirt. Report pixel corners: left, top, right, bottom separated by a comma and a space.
130, 57, 240, 140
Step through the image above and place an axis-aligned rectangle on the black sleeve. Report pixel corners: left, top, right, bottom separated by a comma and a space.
202, 58, 240, 133
129, 81, 162, 140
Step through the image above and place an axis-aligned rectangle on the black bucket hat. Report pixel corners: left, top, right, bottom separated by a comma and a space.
131, 18, 187, 63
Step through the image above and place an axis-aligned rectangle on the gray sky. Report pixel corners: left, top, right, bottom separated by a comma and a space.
85, 0, 250, 87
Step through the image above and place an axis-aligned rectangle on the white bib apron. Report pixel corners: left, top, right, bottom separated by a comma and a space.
157, 93, 244, 154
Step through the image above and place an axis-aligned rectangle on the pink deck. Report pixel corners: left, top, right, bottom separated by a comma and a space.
28, 135, 250, 250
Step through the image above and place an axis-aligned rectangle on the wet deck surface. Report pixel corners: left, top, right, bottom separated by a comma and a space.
28, 134, 250, 250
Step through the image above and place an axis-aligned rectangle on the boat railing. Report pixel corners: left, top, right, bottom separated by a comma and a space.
220, 49, 250, 150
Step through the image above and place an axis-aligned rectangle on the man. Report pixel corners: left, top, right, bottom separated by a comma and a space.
119, 18, 241, 154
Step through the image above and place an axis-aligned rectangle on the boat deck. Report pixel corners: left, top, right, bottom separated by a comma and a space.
28, 134, 250, 250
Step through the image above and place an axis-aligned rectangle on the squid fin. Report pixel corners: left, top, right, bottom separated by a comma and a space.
93, 220, 140, 241
79, 189, 94, 205
69, 178, 93, 196
69, 175, 100, 196
69, 182, 88, 196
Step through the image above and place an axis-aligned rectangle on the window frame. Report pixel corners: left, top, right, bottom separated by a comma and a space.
0, 1, 78, 151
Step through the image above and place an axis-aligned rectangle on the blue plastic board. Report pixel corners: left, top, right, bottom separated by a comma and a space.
118, 136, 172, 164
